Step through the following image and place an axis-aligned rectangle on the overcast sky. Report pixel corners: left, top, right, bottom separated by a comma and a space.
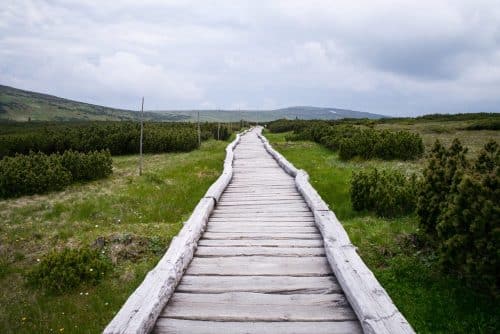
1, 1, 500, 116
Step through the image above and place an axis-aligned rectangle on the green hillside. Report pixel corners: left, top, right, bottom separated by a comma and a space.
0, 85, 187, 122
0, 84, 385, 122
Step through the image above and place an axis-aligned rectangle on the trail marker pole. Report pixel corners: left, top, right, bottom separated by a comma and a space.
217, 122, 220, 140
139, 97, 144, 176
197, 111, 201, 146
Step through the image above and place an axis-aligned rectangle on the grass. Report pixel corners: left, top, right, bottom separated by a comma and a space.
265, 130, 499, 334
0, 139, 228, 333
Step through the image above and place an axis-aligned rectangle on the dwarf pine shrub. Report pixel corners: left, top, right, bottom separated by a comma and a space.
417, 139, 499, 296
350, 168, 418, 217
0, 150, 113, 198
26, 247, 111, 293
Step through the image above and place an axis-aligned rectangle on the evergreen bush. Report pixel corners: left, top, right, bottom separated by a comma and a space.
26, 247, 111, 293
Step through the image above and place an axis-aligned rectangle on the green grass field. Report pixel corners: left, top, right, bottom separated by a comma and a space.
0, 139, 228, 333
264, 130, 499, 333
1, 119, 498, 333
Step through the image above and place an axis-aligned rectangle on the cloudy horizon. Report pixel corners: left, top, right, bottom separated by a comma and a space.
1, 0, 500, 116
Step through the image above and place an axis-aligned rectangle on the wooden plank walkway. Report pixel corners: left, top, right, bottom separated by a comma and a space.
153, 130, 362, 333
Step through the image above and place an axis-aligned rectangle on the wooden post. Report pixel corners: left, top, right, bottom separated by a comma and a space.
197, 111, 201, 146
139, 97, 144, 176
217, 122, 220, 140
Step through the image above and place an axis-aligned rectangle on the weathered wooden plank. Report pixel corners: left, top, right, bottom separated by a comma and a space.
206, 225, 317, 233
175, 275, 339, 293
159, 292, 355, 321
215, 202, 308, 208
197, 239, 323, 247
219, 195, 303, 200
208, 217, 315, 222
211, 212, 313, 217
186, 256, 332, 276
195, 246, 325, 257
212, 208, 311, 214
154, 319, 362, 334
201, 232, 321, 240
207, 221, 316, 227
217, 200, 306, 206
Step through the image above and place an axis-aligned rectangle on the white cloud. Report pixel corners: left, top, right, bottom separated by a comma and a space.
0, 0, 499, 115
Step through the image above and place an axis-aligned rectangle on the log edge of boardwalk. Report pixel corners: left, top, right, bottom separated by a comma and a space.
104, 127, 414, 334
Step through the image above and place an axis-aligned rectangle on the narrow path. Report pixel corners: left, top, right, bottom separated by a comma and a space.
153, 130, 362, 334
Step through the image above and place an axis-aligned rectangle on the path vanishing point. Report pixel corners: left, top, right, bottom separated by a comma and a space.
104, 128, 414, 334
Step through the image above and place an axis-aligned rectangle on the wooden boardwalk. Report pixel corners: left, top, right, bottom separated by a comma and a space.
153, 130, 362, 333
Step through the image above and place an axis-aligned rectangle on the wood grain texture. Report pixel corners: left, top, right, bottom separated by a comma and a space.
197, 238, 324, 248
186, 256, 332, 276
176, 275, 340, 293
154, 319, 362, 334
195, 246, 325, 257
159, 292, 356, 321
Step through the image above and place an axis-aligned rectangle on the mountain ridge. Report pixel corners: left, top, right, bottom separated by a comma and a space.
0, 84, 386, 122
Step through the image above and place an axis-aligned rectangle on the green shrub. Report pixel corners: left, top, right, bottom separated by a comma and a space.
0, 122, 202, 158
417, 139, 468, 234
61, 149, 112, 181
350, 168, 418, 217
26, 247, 111, 293
0, 150, 113, 198
417, 139, 499, 296
277, 120, 424, 161
0, 152, 71, 198
339, 128, 424, 161
463, 120, 500, 131
267, 119, 311, 133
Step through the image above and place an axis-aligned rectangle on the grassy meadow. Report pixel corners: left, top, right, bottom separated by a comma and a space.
264, 123, 499, 333
0, 139, 228, 333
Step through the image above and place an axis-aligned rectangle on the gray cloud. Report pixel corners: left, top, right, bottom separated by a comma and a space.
1, 0, 499, 115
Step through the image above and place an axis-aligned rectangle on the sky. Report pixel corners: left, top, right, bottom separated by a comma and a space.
1, 0, 500, 116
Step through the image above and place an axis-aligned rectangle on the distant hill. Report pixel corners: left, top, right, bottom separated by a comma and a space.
0, 84, 385, 122
155, 106, 385, 122
0, 85, 185, 122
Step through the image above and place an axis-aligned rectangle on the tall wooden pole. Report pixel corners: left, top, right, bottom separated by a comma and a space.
139, 97, 144, 176
217, 122, 220, 140
197, 111, 201, 147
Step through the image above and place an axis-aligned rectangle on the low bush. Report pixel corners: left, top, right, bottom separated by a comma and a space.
417, 139, 468, 234
339, 129, 424, 161
61, 149, 112, 182
417, 139, 499, 296
26, 247, 111, 293
0, 150, 113, 198
0, 122, 223, 158
200, 123, 231, 141
0, 152, 71, 198
276, 120, 424, 161
463, 120, 500, 131
267, 119, 312, 133
351, 168, 418, 217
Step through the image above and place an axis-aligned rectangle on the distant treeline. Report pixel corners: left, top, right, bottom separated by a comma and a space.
267, 119, 424, 161
0, 121, 243, 158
